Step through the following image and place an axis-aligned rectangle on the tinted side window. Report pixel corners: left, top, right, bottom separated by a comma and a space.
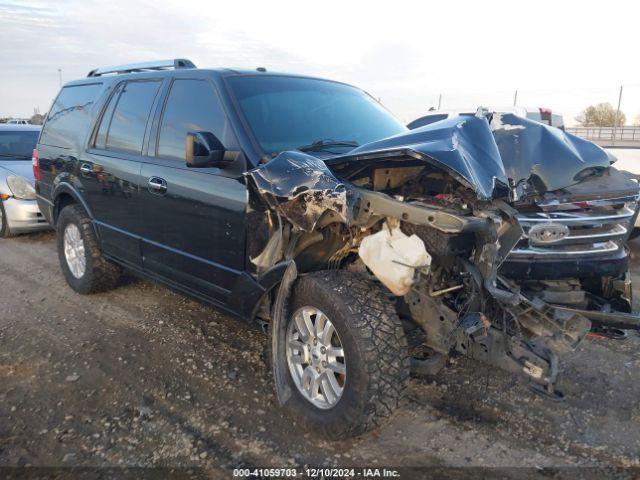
94, 83, 124, 150
157, 79, 235, 161
105, 81, 161, 155
40, 83, 103, 149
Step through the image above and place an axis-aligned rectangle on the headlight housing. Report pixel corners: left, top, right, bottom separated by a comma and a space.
6, 175, 36, 200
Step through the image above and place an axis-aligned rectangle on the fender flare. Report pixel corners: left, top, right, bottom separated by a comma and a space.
52, 182, 101, 241
270, 261, 298, 406
229, 261, 294, 321
52, 182, 94, 223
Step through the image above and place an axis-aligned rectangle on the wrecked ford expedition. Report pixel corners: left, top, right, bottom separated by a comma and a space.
36, 60, 640, 439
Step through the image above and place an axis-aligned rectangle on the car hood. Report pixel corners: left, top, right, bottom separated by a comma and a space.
246, 113, 614, 231
324, 113, 611, 200
0, 160, 35, 184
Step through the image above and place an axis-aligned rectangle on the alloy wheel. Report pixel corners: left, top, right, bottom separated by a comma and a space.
63, 223, 86, 278
286, 306, 346, 409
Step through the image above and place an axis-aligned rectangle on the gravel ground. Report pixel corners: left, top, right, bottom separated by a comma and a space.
1, 231, 639, 474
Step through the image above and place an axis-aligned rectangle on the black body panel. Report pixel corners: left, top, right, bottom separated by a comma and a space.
138, 162, 248, 305
81, 152, 143, 268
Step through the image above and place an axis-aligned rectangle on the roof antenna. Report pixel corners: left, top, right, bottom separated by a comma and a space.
256, 67, 267, 72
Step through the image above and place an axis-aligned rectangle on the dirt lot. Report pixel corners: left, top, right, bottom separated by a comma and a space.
1, 231, 640, 474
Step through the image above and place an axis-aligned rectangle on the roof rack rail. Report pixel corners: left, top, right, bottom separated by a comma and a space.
87, 59, 196, 77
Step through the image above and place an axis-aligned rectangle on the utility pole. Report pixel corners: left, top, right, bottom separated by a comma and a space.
513, 89, 518, 107
58, 68, 62, 87
612, 85, 623, 147
437, 94, 442, 109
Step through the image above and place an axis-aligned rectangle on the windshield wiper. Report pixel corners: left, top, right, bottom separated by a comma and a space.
297, 139, 359, 152
0, 154, 31, 159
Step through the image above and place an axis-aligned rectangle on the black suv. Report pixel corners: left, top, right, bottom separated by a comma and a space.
36, 59, 640, 438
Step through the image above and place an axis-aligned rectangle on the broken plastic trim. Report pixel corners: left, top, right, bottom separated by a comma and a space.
246, 151, 358, 232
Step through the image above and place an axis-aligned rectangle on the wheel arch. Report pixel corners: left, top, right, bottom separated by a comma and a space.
52, 183, 100, 242
52, 183, 93, 224
228, 260, 293, 322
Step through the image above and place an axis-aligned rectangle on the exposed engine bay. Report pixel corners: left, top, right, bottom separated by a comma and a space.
247, 112, 640, 399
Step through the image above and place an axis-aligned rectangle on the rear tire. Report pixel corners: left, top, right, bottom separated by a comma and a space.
56, 204, 121, 294
281, 271, 410, 438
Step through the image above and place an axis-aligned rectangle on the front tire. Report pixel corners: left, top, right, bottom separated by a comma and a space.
56, 204, 121, 294
281, 271, 410, 438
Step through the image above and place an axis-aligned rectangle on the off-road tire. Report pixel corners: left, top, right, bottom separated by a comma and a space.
0, 201, 14, 238
56, 204, 121, 294
282, 270, 410, 438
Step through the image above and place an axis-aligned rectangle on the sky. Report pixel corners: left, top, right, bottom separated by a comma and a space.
1, 0, 639, 125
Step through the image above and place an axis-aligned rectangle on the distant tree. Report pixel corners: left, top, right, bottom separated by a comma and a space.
575, 102, 626, 127
29, 113, 45, 125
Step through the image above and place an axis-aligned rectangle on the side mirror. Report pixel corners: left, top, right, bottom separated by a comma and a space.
185, 131, 235, 168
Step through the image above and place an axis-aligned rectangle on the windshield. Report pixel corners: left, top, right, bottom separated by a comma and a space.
0, 131, 39, 159
227, 76, 407, 155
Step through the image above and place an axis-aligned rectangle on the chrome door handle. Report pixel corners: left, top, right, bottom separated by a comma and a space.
80, 163, 92, 174
147, 176, 167, 193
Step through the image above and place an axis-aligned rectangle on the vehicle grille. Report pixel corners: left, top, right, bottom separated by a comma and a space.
509, 195, 639, 258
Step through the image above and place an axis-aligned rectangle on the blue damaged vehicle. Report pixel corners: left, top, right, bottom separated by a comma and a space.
35, 59, 640, 438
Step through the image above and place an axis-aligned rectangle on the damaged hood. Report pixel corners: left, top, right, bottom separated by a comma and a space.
325, 113, 611, 200
246, 113, 613, 231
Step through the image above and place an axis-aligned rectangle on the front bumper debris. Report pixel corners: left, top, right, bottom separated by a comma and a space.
552, 306, 640, 331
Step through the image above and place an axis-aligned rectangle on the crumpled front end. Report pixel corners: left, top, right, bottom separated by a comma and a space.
247, 150, 359, 232
246, 112, 640, 399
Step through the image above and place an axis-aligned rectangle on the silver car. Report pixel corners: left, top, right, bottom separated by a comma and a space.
0, 124, 49, 237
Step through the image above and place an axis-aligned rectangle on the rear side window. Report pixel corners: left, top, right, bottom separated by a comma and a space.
40, 83, 103, 149
94, 83, 123, 149
157, 79, 235, 161
94, 80, 161, 155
